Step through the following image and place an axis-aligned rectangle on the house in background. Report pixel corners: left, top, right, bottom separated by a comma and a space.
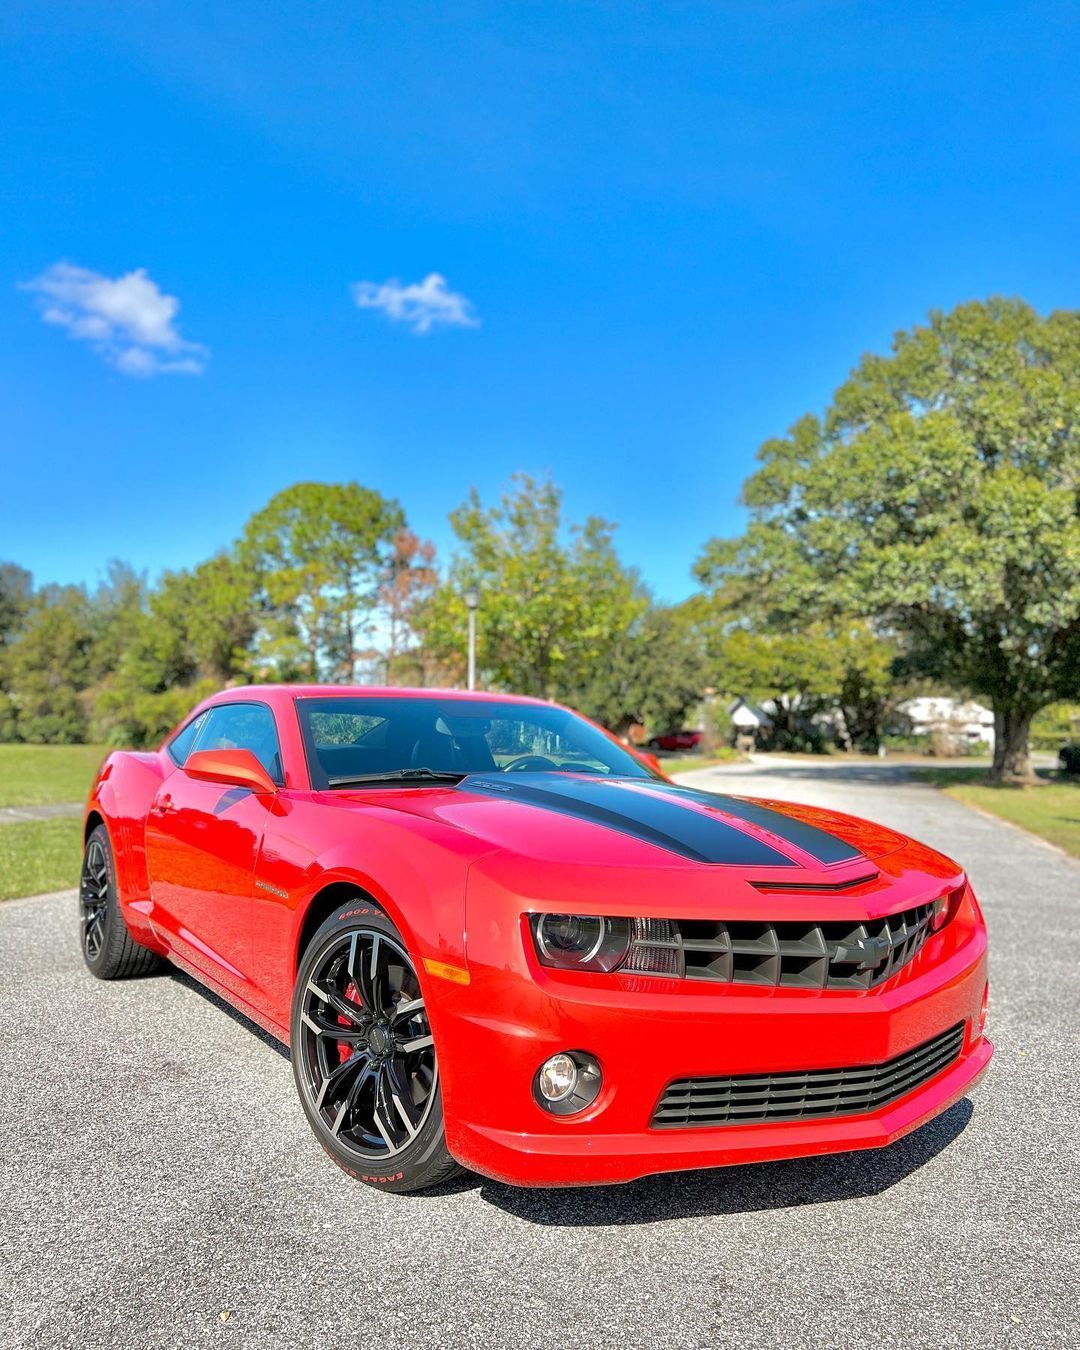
894, 697, 995, 753
728, 696, 773, 748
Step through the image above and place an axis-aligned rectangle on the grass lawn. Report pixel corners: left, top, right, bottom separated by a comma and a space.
911, 765, 1080, 859
0, 817, 82, 900
943, 781, 1080, 859
657, 748, 742, 774
0, 744, 110, 807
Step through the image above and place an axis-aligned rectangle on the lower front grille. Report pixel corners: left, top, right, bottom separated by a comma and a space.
652, 1022, 965, 1128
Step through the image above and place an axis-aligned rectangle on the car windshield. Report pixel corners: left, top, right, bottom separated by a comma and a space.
296, 696, 655, 789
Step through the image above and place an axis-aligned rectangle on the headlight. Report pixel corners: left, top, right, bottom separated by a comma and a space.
530, 914, 681, 976
930, 883, 966, 932
533, 914, 631, 971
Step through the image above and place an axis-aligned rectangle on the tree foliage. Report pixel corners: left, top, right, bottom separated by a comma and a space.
697, 298, 1080, 779
417, 475, 648, 711
241, 481, 405, 680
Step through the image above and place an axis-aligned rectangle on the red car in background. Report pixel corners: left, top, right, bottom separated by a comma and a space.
81, 685, 991, 1193
647, 728, 704, 752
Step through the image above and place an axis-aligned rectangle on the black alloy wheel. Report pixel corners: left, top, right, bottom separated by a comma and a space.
79, 835, 110, 962
292, 903, 460, 1191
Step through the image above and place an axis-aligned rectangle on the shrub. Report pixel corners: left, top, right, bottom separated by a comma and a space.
1059, 744, 1080, 776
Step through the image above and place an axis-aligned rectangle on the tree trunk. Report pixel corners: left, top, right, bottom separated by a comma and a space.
991, 702, 1036, 784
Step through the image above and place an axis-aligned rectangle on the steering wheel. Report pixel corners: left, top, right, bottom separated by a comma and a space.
503, 754, 558, 772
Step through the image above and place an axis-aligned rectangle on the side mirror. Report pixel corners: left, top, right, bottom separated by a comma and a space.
184, 748, 278, 795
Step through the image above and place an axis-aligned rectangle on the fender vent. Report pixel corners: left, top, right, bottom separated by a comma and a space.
652, 1022, 965, 1128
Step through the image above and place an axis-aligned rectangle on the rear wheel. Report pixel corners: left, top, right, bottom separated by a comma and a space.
291, 900, 462, 1194
80, 824, 162, 979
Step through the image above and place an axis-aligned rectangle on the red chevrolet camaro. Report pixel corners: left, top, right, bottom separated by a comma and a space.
80, 685, 992, 1192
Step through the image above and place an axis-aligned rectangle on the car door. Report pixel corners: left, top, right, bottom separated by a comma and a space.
145, 701, 284, 1001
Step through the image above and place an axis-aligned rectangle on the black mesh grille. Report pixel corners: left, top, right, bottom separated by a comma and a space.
652, 1022, 965, 1128
677, 900, 935, 990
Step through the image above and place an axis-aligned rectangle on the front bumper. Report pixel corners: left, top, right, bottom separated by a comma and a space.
433, 878, 991, 1187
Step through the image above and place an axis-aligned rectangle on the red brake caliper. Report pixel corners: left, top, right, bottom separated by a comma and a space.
337, 980, 363, 1064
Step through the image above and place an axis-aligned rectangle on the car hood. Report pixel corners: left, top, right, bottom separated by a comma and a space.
355, 772, 916, 878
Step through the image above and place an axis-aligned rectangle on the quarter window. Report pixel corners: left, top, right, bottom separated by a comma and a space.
166, 711, 208, 767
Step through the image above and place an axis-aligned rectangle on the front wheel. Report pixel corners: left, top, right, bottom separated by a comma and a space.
290, 900, 462, 1193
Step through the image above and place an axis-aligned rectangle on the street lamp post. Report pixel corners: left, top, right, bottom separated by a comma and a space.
463, 586, 480, 691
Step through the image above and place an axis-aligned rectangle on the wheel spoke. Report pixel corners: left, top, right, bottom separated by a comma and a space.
372, 1071, 400, 1149
398, 1033, 434, 1054
318, 1050, 372, 1113
306, 979, 365, 1027
391, 996, 425, 1025
385, 1060, 420, 1138
300, 1009, 368, 1041
356, 933, 384, 1013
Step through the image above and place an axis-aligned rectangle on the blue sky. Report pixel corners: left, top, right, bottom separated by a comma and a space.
1, 1, 1077, 603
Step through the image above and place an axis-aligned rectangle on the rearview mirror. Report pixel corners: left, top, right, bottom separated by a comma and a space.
184, 748, 278, 795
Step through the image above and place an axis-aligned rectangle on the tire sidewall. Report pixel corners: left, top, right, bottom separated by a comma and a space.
81, 824, 117, 976
290, 899, 453, 1193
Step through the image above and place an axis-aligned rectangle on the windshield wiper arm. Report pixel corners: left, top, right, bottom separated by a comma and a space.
326, 767, 467, 787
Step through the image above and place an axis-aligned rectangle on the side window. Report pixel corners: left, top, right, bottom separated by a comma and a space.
191, 703, 283, 785
167, 711, 208, 767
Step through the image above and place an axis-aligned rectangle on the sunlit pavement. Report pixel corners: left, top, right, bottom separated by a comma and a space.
0, 763, 1075, 1348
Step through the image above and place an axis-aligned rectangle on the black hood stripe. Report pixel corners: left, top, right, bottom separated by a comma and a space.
463, 774, 798, 867
634, 783, 863, 866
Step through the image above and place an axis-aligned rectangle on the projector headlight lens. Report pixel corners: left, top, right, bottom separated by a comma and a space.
533, 913, 632, 972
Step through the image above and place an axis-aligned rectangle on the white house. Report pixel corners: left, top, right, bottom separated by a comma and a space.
896, 697, 995, 751
728, 697, 773, 743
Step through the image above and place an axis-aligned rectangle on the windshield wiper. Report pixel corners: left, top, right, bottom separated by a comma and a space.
326, 767, 467, 787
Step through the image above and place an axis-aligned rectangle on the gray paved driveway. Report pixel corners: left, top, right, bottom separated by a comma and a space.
1, 762, 1076, 1348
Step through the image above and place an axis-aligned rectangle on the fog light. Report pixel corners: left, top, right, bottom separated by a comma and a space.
533, 1051, 603, 1116
538, 1053, 578, 1103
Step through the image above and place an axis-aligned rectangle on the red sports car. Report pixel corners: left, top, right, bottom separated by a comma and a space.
81, 685, 991, 1192
647, 729, 704, 752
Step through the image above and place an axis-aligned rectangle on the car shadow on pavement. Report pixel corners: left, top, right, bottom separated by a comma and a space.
167, 969, 290, 1060
473, 1101, 974, 1225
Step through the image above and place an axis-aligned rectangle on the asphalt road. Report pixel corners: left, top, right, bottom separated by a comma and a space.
1, 760, 1076, 1348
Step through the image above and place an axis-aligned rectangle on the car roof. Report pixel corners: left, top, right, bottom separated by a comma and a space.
206, 684, 554, 708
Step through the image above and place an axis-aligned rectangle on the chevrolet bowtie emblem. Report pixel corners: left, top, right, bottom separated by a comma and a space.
834, 933, 892, 968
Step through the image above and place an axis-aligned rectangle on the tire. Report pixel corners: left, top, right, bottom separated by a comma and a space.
291, 899, 462, 1194
79, 824, 163, 980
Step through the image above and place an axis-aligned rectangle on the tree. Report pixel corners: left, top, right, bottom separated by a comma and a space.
92, 551, 260, 746
573, 603, 708, 736
378, 528, 439, 684
706, 626, 843, 748
241, 482, 405, 681
417, 474, 647, 707
696, 299, 1080, 781
0, 563, 33, 646
5, 586, 95, 742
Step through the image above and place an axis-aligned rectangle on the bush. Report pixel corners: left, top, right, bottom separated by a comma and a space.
1059, 744, 1080, 776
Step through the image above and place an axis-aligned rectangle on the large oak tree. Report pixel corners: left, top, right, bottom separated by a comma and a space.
697, 299, 1080, 781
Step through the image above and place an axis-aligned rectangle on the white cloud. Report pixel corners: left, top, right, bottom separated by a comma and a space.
22, 261, 209, 376
350, 272, 479, 335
